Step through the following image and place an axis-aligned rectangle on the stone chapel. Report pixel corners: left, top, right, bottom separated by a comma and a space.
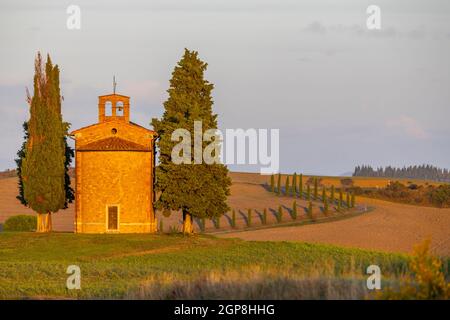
71, 92, 157, 233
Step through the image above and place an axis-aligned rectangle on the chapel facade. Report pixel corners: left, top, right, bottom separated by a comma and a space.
71, 92, 157, 233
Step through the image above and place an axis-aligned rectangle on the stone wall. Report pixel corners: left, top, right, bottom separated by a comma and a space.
75, 150, 155, 233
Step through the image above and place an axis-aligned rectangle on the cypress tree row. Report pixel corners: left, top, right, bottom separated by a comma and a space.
285, 176, 290, 196
270, 174, 275, 192
19, 53, 72, 232
151, 49, 231, 234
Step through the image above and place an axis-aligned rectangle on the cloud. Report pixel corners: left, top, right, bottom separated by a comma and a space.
301, 21, 447, 40
304, 21, 327, 34
386, 116, 430, 140
120, 80, 163, 102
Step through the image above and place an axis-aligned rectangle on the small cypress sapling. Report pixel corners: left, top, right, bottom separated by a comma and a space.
346, 192, 350, 208
247, 208, 252, 227
277, 205, 283, 223
285, 175, 290, 196
159, 219, 164, 233
299, 174, 303, 198
270, 175, 275, 192
314, 177, 318, 199
322, 187, 326, 203
307, 184, 311, 200
231, 209, 236, 228
324, 197, 329, 215
339, 189, 343, 208
351, 193, 356, 208
263, 208, 267, 225
277, 174, 281, 196
201, 217, 206, 232
292, 201, 297, 220
308, 201, 314, 220
330, 185, 335, 203
292, 172, 297, 196
215, 216, 220, 229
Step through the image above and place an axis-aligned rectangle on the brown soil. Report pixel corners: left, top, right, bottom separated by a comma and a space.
1, 172, 449, 256
220, 194, 450, 256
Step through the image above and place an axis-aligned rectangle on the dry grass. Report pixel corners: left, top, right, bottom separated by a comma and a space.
127, 266, 375, 300
0, 233, 414, 299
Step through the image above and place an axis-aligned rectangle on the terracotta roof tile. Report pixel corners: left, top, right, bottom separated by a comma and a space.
78, 137, 150, 151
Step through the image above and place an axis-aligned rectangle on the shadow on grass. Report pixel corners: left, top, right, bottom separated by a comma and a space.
268, 208, 279, 220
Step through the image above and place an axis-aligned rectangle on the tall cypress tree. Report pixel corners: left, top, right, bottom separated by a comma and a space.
151, 49, 231, 234
20, 53, 69, 232
270, 174, 275, 192
16, 122, 74, 209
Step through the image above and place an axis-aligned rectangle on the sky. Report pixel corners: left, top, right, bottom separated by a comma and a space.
1, 0, 449, 175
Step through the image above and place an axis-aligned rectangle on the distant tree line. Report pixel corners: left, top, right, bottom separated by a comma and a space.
353, 164, 450, 182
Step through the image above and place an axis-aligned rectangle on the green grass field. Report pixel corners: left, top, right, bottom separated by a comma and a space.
0, 232, 424, 299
